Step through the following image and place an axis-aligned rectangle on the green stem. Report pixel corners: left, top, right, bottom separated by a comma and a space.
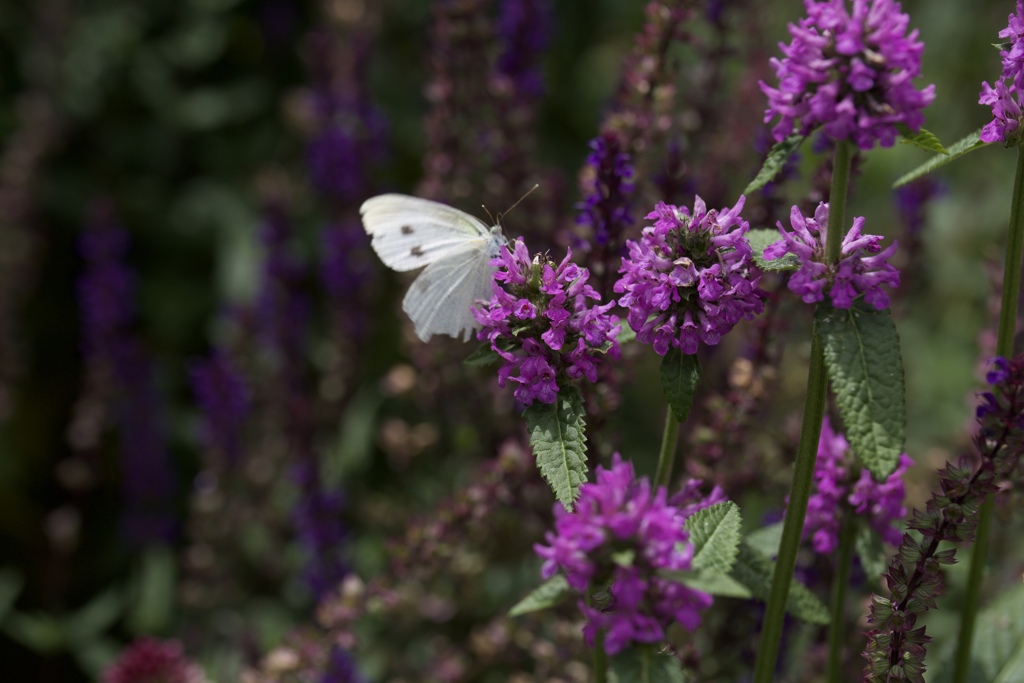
826, 515, 857, 683
751, 331, 829, 683
655, 405, 680, 489
825, 141, 852, 264
953, 143, 1024, 683
752, 139, 851, 683
594, 621, 608, 682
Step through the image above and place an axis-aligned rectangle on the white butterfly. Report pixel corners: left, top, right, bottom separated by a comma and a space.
360, 194, 508, 342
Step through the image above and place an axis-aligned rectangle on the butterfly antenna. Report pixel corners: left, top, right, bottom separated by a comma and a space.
481, 204, 497, 226
496, 184, 540, 224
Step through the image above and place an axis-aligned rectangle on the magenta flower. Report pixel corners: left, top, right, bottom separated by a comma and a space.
102, 638, 207, 683
760, 0, 935, 150
614, 196, 765, 356
765, 202, 900, 310
801, 418, 912, 554
980, 1, 1024, 145
534, 455, 715, 655
473, 239, 620, 406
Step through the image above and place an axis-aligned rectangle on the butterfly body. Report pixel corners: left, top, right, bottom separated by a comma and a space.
360, 194, 507, 342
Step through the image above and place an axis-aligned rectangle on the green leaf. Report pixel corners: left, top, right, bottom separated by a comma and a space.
895, 124, 948, 155
0, 569, 23, 622
2, 612, 65, 653
854, 523, 890, 585
892, 130, 988, 188
930, 583, 1024, 683
660, 569, 752, 599
609, 645, 688, 683
684, 501, 743, 575
731, 544, 829, 624
127, 544, 176, 635
70, 637, 121, 679
524, 387, 589, 509
660, 348, 701, 424
816, 302, 906, 480
508, 575, 570, 617
63, 588, 123, 644
463, 343, 500, 367
743, 521, 784, 558
325, 385, 382, 486
616, 325, 637, 345
747, 229, 801, 271
744, 134, 805, 195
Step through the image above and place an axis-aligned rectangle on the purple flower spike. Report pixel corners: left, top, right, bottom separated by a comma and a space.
980, 1, 1024, 145
534, 455, 715, 655
473, 239, 620, 406
766, 202, 900, 310
614, 196, 765, 356
801, 418, 912, 554
760, 0, 935, 150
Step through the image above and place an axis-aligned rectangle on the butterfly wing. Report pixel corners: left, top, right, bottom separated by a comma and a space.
402, 243, 497, 342
360, 194, 491, 272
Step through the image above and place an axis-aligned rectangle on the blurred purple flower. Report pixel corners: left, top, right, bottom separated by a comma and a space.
614, 196, 765, 356
189, 351, 249, 465
473, 239, 620, 406
801, 417, 911, 553
102, 638, 206, 683
893, 177, 945, 237
320, 645, 364, 683
292, 459, 349, 602
765, 202, 900, 310
576, 131, 635, 250
534, 455, 714, 655
257, 203, 310, 380
78, 201, 135, 362
496, 0, 552, 98
760, 0, 935, 150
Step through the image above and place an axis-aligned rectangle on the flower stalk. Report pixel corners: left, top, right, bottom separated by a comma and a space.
753, 140, 852, 683
953, 141, 1024, 683
655, 405, 680, 489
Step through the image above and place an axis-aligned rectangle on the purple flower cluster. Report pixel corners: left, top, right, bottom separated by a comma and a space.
472, 239, 620, 406
292, 459, 349, 601
189, 351, 249, 465
102, 638, 207, 683
534, 455, 713, 655
576, 131, 635, 250
977, 356, 1024, 440
802, 418, 912, 553
765, 202, 900, 310
760, 0, 935, 150
980, 1, 1024, 145
614, 196, 764, 356
78, 201, 135, 362
258, 203, 310, 381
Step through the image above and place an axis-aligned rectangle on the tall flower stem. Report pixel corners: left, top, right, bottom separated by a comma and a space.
953, 143, 1024, 683
826, 515, 856, 683
752, 140, 851, 683
593, 629, 608, 683
655, 405, 680, 489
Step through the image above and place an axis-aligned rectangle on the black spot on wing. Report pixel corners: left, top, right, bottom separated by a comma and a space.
401, 225, 414, 235
411, 245, 425, 257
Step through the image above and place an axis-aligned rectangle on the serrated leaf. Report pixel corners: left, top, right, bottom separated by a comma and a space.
816, 302, 906, 480
463, 343, 500, 367
893, 130, 988, 188
747, 229, 801, 271
744, 134, 804, 195
660, 348, 701, 424
854, 523, 890, 585
508, 575, 570, 617
684, 501, 743, 575
731, 544, 830, 624
609, 645, 688, 683
930, 583, 1024, 683
524, 387, 588, 509
744, 521, 784, 558
660, 569, 752, 598
895, 124, 948, 155
127, 544, 175, 635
